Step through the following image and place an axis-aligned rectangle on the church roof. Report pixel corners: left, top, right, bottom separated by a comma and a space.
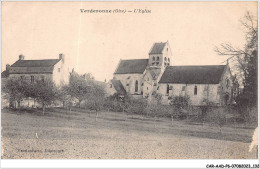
159, 65, 226, 84
111, 79, 127, 95
146, 67, 162, 80
114, 59, 148, 74
11, 59, 60, 67
149, 42, 167, 55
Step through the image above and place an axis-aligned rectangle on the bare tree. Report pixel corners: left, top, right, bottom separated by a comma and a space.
215, 11, 257, 107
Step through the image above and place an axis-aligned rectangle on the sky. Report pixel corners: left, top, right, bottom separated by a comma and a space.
2, 1, 257, 81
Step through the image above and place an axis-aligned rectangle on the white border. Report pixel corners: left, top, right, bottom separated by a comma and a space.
0, 0, 259, 168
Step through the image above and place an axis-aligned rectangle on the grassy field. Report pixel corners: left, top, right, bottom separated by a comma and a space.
1, 108, 258, 159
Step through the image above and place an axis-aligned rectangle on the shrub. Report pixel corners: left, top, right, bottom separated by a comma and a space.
126, 98, 147, 116
169, 96, 190, 118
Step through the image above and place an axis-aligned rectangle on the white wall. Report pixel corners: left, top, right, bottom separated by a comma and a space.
113, 73, 143, 95
158, 83, 220, 106
53, 60, 69, 86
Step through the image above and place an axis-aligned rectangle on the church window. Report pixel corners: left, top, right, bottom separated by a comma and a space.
167, 63, 170, 66
152, 56, 155, 61
157, 57, 159, 61
164, 57, 167, 61
135, 80, 138, 92
31, 76, 34, 83
156, 62, 159, 66
194, 86, 197, 95
152, 62, 155, 66
164, 62, 167, 66
226, 79, 230, 88
168, 58, 170, 62
166, 84, 170, 95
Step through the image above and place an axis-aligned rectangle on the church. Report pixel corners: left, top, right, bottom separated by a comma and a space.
107, 41, 239, 106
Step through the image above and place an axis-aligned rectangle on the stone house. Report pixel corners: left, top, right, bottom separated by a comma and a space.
5, 53, 69, 86
2, 53, 70, 108
109, 41, 237, 106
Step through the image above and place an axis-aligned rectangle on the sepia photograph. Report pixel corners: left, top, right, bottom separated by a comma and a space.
1, 0, 258, 165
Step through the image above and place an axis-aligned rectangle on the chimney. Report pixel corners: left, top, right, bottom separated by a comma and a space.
6, 64, 10, 74
19, 54, 24, 60
59, 53, 65, 63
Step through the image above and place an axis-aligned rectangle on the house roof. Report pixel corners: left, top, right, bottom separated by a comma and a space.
159, 65, 226, 84
11, 59, 60, 67
111, 79, 126, 95
1, 70, 8, 78
149, 42, 167, 55
8, 59, 61, 74
114, 59, 148, 74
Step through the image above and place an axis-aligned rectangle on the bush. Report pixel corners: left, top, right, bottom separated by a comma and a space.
204, 107, 226, 128
103, 99, 126, 112
126, 98, 147, 115
169, 96, 190, 119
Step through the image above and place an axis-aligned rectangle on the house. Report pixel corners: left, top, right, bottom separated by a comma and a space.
1, 53, 70, 108
4, 53, 69, 86
109, 41, 236, 106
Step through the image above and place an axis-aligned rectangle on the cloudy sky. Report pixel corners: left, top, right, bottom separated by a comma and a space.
2, 1, 257, 81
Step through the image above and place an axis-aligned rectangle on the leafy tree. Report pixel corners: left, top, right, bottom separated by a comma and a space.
65, 72, 93, 108
3, 78, 29, 109
126, 97, 147, 118
33, 79, 59, 115
169, 96, 190, 119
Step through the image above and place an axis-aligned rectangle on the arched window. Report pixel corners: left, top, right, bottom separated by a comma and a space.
226, 79, 230, 88
166, 84, 170, 95
157, 56, 159, 61
168, 58, 170, 62
135, 80, 138, 92
194, 86, 197, 95
152, 56, 155, 61
164, 57, 167, 61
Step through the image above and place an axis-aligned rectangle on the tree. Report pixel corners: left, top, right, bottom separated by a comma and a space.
148, 93, 163, 128
65, 72, 93, 108
3, 78, 28, 109
33, 79, 59, 115
84, 80, 106, 121
169, 96, 190, 120
215, 11, 257, 107
126, 97, 147, 118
